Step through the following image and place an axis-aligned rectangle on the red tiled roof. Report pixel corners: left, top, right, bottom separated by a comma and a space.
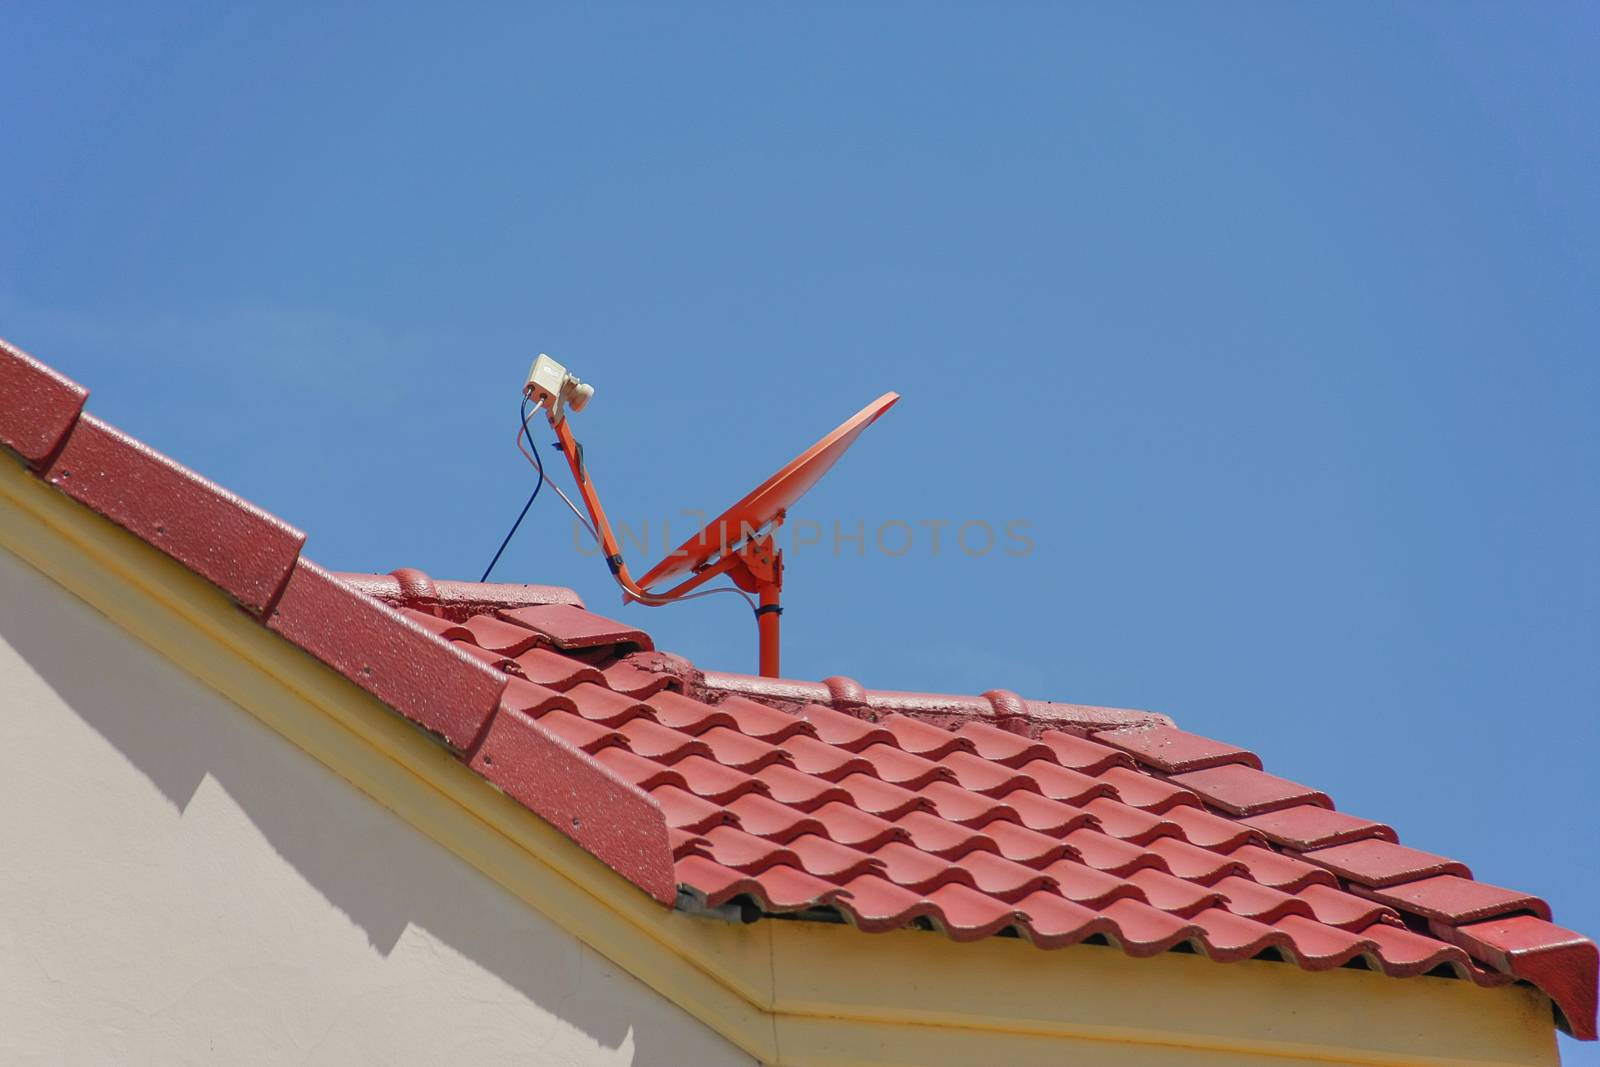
2, 336, 1595, 1040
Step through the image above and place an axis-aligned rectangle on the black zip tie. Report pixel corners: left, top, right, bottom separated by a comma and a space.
754, 604, 783, 617
606, 553, 624, 575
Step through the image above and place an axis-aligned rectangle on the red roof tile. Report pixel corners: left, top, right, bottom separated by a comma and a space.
1098, 765, 1200, 812
652, 785, 730, 833
793, 703, 896, 749
1068, 830, 1165, 876
615, 717, 712, 762
599, 657, 674, 698
397, 608, 474, 642
1162, 804, 1257, 851
1296, 882, 1399, 929
673, 755, 766, 803
644, 690, 738, 734
952, 721, 1054, 765
1210, 876, 1314, 923
1, 334, 1592, 1040
1357, 874, 1550, 925
1128, 868, 1227, 916
1301, 839, 1472, 888
882, 714, 976, 758
754, 765, 851, 810
1223, 844, 1336, 891
1080, 797, 1180, 844
1038, 730, 1135, 774
512, 646, 605, 690
1166, 764, 1332, 817
713, 696, 818, 741
498, 603, 652, 653
535, 708, 626, 753
459, 614, 547, 657
809, 802, 905, 849
499, 676, 574, 717
1186, 908, 1292, 960
1146, 837, 1247, 883
1040, 861, 1142, 908
1237, 804, 1396, 850
1095, 724, 1262, 774
1002, 791, 1094, 835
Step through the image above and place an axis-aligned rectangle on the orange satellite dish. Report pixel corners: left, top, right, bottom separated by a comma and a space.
637, 391, 900, 589
523, 355, 899, 678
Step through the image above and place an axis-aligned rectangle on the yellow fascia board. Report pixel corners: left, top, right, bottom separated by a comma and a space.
0, 454, 1559, 1067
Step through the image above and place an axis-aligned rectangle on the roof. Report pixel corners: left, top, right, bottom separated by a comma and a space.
2, 336, 1594, 1041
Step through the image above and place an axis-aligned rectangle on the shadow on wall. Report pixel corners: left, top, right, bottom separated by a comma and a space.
0, 555, 746, 1067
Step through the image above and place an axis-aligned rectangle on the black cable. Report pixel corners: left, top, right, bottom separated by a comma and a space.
479, 399, 544, 582
477, 395, 757, 611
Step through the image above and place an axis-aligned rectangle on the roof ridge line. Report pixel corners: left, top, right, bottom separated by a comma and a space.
694, 668, 1172, 737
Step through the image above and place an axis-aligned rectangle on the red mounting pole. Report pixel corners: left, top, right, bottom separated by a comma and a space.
734, 535, 784, 678
757, 582, 782, 677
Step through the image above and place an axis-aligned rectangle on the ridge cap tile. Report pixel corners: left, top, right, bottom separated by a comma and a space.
47, 413, 306, 615
268, 560, 504, 750
1431, 916, 1598, 1040
0, 338, 89, 465
466, 695, 676, 904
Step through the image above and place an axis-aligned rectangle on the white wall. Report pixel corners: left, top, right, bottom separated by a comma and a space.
0, 548, 755, 1067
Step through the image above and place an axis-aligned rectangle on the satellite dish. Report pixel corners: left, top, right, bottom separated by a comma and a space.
522, 354, 898, 677
637, 391, 900, 589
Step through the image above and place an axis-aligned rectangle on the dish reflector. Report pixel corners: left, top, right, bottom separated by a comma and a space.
637, 391, 899, 590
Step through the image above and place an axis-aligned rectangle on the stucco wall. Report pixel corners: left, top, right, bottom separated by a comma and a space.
0, 548, 755, 1067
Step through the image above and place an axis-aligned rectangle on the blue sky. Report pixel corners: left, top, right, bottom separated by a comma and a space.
5, 3, 1596, 1055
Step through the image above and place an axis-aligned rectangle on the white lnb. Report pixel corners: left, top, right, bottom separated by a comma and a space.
524, 353, 595, 421
524, 354, 568, 407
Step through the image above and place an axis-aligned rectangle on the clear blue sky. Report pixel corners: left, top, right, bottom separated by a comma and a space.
5, 3, 1596, 1056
